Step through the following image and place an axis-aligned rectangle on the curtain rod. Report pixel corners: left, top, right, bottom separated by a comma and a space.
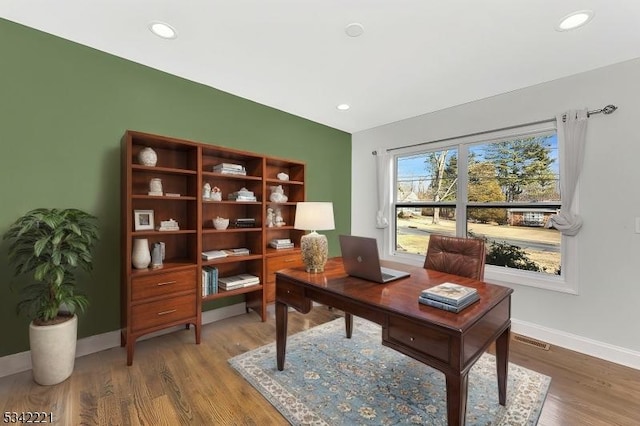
373, 104, 618, 155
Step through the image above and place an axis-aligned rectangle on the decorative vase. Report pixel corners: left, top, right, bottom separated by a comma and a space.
300, 232, 328, 273
29, 314, 77, 385
138, 147, 157, 167
132, 238, 151, 269
149, 178, 163, 195
151, 242, 163, 269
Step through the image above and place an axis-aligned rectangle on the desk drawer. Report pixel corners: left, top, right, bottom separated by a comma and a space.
267, 255, 303, 303
267, 254, 303, 280
276, 279, 308, 311
132, 268, 196, 301
131, 293, 196, 332
385, 316, 450, 363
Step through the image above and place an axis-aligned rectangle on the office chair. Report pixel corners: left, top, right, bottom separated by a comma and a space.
424, 234, 486, 280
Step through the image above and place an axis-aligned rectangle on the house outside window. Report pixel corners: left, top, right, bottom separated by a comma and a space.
391, 123, 576, 292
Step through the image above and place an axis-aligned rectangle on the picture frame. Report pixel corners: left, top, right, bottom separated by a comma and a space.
134, 209, 154, 231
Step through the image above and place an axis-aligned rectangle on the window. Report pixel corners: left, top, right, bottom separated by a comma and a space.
392, 124, 574, 291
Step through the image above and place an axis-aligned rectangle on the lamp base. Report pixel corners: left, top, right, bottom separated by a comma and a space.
300, 232, 328, 273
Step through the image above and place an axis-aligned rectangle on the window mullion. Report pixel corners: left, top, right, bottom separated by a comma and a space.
457, 143, 469, 237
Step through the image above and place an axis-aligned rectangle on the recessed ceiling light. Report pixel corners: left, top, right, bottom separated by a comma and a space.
149, 21, 177, 39
345, 23, 364, 38
337, 104, 350, 111
556, 10, 594, 31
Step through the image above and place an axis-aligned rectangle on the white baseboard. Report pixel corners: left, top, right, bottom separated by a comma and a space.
511, 319, 640, 370
0, 303, 247, 379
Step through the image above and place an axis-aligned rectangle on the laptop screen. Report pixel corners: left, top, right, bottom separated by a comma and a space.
339, 235, 410, 283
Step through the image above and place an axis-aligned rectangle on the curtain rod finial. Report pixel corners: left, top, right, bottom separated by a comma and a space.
602, 105, 618, 115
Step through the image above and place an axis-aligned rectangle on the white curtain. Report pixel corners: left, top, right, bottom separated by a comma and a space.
375, 149, 391, 228
545, 109, 588, 236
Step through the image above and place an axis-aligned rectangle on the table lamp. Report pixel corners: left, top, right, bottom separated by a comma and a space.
294, 202, 335, 273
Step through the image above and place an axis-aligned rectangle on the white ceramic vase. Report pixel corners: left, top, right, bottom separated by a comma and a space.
132, 238, 151, 269
149, 178, 163, 194
138, 147, 157, 167
29, 315, 78, 385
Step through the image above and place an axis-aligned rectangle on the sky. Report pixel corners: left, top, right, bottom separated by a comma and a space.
397, 134, 559, 181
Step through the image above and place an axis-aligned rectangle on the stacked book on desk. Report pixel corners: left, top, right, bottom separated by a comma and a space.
218, 274, 260, 290
419, 282, 479, 313
269, 238, 294, 249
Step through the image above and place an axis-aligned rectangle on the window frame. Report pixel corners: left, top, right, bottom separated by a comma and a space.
384, 123, 578, 294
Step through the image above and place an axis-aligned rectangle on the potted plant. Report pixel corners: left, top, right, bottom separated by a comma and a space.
3, 208, 99, 385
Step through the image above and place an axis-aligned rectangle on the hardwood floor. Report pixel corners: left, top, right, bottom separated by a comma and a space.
1, 306, 638, 425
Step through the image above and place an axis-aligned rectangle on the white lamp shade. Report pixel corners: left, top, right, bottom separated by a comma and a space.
294, 202, 335, 231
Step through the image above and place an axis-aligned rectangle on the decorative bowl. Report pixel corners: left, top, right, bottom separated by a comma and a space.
138, 147, 157, 167
213, 217, 230, 230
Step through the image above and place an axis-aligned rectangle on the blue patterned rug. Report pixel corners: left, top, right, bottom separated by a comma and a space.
229, 317, 550, 425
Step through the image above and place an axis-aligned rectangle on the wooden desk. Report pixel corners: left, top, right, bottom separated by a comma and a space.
275, 257, 513, 426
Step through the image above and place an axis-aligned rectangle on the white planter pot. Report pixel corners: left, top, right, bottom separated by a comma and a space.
29, 314, 78, 385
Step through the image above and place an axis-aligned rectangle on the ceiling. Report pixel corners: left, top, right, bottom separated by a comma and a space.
2, 1, 640, 133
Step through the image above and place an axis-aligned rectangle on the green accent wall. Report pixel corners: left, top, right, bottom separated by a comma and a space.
0, 18, 351, 357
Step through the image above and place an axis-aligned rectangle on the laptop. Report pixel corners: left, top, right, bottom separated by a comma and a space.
339, 235, 411, 283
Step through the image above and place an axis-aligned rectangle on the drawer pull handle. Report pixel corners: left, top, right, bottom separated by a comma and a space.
157, 281, 176, 286
410, 337, 415, 342
284, 259, 295, 263
157, 309, 177, 316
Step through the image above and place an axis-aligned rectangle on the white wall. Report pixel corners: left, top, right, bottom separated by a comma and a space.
351, 58, 640, 367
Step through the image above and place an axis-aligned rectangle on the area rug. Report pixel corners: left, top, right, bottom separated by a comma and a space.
229, 317, 550, 425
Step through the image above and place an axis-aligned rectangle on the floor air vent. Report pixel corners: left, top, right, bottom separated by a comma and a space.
513, 334, 550, 350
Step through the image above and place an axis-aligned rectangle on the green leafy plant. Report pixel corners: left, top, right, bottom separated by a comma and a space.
3, 208, 99, 325
485, 240, 543, 272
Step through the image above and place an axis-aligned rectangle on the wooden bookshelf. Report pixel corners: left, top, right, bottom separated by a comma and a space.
121, 130, 305, 365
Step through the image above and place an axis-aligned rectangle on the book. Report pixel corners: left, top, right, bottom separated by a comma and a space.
219, 280, 260, 290
213, 163, 247, 175
224, 248, 250, 256
270, 238, 294, 249
419, 293, 480, 313
234, 218, 256, 228
421, 282, 478, 306
214, 162, 244, 170
202, 266, 219, 296
272, 238, 292, 244
201, 250, 228, 260
156, 218, 180, 231
219, 273, 260, 285
218, 274, 260, 289
270, 243, 295, 249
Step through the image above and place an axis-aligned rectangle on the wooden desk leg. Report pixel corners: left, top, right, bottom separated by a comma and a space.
496, 326, 511, 405
195, 323, 201, 345
446, 372, 469, 426
276, 301, 289, 371
344, 313, 353, 338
